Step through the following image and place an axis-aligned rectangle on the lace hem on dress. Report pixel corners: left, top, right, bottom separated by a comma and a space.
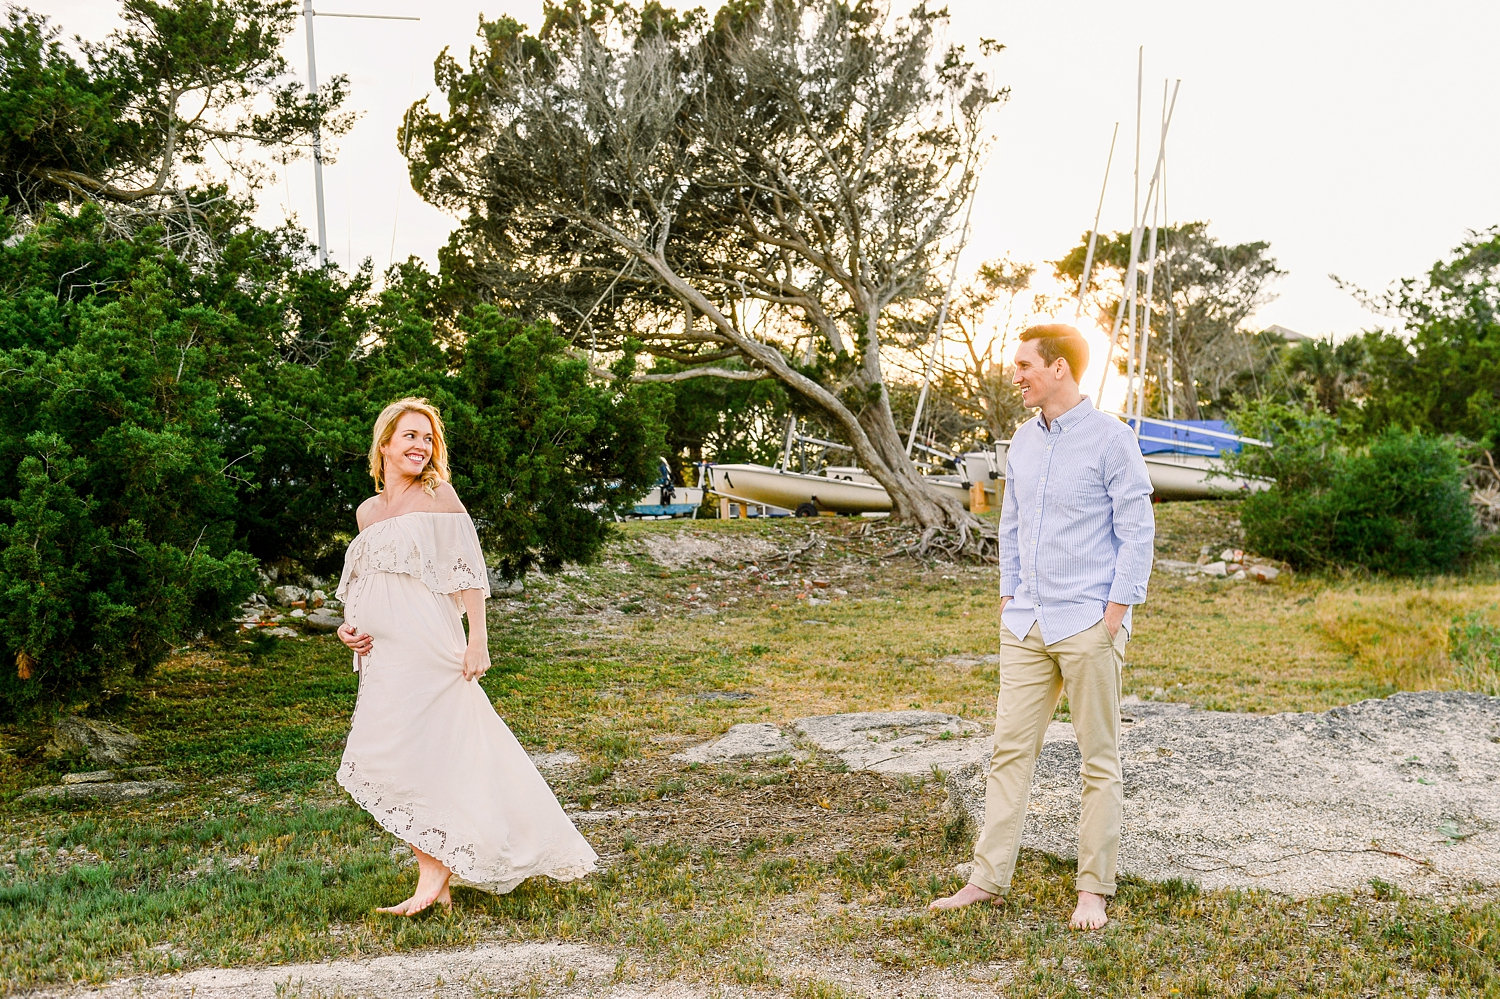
336, 759, 597, 894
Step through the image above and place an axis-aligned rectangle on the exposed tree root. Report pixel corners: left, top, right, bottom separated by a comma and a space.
856, 517, 998, 563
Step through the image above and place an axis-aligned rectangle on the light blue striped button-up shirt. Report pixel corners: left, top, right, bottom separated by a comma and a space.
1000, 397, 1156, 644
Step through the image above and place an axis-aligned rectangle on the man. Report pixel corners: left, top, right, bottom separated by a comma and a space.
930, 323, 1154, 930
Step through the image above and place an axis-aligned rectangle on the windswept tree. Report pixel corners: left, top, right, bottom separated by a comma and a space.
0, 1, 352, 252
935, 257, 1030, 441
1055, 222, 1284, 419
404, 0, 1004, 539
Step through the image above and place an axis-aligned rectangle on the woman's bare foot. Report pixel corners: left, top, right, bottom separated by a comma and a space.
377, 845, 454, 916
1069, 891, 1108, 930
928, 882, 1002, 911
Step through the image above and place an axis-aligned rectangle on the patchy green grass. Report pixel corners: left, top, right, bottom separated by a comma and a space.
1, 505, 1498, 996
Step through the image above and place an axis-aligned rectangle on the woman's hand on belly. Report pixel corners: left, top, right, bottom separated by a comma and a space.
338, 622, 374, 657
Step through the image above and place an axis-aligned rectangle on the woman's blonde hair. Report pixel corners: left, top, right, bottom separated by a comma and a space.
368, 397, 451, 495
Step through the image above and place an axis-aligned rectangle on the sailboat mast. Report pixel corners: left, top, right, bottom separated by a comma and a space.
1123, 48, 1145, 426
297, 3, 419, 269
1133, 78, 1181, 425
302, 0, 328, 266
906, 173, 981, 458
1075, 122, 1119, 322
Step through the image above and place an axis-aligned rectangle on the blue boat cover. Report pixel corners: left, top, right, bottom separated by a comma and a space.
1126, 418, 1243, 456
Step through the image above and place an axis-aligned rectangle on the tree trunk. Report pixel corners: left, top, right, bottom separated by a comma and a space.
853, 395, 973, 529
1175, 348, 1202, 420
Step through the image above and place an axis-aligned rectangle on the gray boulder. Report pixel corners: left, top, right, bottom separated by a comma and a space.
20, 779, 183, 805
61, 770, 118, 785
487, 567, 525, 595
673, 723, 799, 763
944, 692, 1500, 896
46, 716, 142, 766
793, 710, 986, 776
303, 608, 344, 633
273, 584, 310, 605
529, 750, 583, 775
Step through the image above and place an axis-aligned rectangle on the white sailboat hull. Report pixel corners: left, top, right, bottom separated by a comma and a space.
992, 441, 1269, 500
705, 463, 993, 514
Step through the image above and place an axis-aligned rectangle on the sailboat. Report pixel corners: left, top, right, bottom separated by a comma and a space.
704, 450, 998, 517
1023, 56, 1270, 501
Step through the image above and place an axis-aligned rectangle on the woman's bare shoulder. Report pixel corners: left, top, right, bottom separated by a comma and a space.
355, 495, 383, 531
428, 481, 467, 514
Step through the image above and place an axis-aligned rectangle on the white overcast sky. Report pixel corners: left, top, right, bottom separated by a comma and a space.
48, 0, 1500, 341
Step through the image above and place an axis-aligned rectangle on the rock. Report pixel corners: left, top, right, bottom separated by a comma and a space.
1232, 569, 1248, 580
1247, 564, 1281, 583
792, 711, 985, 776
690, 691, 754, 703
46, 716, 142, 766
944, 691, 1500, 897
1155, 559, 1205, 577
61, 770, 118, 785
250, 592, 268, 606
289, 608, 306, 618
1200, 560, 1228, 577
263, 626, 298, 637
487, 568, 525, 595
1220, 548, 1245, 563
528, 750, 582, 774
672, 723, 799, 763
273, 584, 310, 605
289, 600, 307, 610
303, 608, 344, 633
303, 575, 328, 591
938, 653, 1004, 670
310, 589, 327, 608
20, 780, 183, 805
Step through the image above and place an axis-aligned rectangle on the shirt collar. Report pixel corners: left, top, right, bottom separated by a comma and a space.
1038, 395, 1095, 433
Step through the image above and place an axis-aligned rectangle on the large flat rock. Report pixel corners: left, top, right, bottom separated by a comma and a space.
793, 711, 987, 776
672, 723, 799, 763
19, 780, 184, 805
946, 691, 1500, 895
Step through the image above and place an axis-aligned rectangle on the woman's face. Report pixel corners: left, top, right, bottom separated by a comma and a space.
381, 411, 435, 485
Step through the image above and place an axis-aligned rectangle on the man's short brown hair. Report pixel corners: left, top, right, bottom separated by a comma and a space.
1019, 323, 1089, 382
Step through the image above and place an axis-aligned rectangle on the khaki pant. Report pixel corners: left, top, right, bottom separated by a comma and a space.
970, 620, 1125, 897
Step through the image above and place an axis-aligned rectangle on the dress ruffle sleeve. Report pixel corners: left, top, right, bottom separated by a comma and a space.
336, 512, 491, 606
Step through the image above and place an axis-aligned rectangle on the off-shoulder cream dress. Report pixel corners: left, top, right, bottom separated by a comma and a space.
334, 511, 597, 893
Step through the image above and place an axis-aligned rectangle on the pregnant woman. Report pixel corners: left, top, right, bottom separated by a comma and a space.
335, 397, 597, 915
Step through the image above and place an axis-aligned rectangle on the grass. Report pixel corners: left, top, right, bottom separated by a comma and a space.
1, 503, 1498, 996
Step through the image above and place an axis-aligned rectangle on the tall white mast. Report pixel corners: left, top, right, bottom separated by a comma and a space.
1133, 78, 1181, 424
300, 3, 420, 268
1122, 48, 1145, 428
906, 176, 981, 458
302, 0, 328, 266
1075, 122, 1119, 322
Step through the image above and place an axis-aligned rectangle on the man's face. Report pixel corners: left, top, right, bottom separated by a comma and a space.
1013, 339, 1066, 410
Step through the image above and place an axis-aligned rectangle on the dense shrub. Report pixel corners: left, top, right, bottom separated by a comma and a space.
0, 262, 258, 716
0, 217, 665, 719
1229, 403, 1476, 574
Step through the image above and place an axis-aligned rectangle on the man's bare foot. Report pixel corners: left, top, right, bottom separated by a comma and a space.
928, 882, 1002, 911
1068, 891, 1108, 930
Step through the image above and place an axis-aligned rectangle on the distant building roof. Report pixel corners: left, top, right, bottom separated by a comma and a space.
1263, 324, 1313, 342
